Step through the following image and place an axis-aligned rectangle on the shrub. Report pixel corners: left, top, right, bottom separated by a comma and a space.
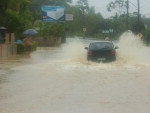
17, 43, 26, 54
142, 28, 150, 46
31, 41, 38, 51
17, 41, 38, 54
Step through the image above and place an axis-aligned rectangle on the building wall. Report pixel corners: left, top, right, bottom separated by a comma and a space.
0, 33, 17, 59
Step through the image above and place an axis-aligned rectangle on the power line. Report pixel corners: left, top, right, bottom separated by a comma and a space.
129, 1, 137, 9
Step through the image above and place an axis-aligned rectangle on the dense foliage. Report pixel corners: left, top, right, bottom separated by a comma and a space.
42, 22, 65, 37
17, 41, 38, 54
0, 0, 33, 37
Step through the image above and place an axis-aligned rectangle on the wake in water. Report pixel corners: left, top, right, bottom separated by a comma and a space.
59, 32, 150, 66
29, 33, 150, 67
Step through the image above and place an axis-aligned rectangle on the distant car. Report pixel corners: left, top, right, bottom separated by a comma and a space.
85, 41, 118, 62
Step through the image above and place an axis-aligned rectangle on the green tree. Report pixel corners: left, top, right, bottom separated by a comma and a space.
107, 0, 127, 16
66, 5, 104, 37
42, 22, 65, 37
77, 0, 88, 7
0, 0, 33, 37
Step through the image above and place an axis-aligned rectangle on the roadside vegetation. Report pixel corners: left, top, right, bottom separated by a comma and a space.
0, 0, 150, 45
17, 41, 38, 54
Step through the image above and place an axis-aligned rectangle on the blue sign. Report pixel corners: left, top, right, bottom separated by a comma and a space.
41, 6, 66, 22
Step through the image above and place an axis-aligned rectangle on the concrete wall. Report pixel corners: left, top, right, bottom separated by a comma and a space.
0, 33, 17, 59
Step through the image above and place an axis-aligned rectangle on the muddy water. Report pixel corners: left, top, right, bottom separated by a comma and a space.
0, 33, 150, 113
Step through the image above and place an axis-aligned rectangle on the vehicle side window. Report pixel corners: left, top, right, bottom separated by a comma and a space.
110, 43, 114, 48
89, 43, 95, 50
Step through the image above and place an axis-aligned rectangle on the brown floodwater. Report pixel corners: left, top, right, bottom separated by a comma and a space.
0, 32, 150, 113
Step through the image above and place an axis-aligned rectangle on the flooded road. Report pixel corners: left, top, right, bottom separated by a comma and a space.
0, 33, 150, 113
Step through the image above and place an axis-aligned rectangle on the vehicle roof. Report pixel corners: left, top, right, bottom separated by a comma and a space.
90, 41, 113, 44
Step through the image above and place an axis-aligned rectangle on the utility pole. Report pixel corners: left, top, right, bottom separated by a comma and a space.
137, 0, 140, 32
126, 0, 129, 30
76, 5, 86, 38
82, 7, 86, 39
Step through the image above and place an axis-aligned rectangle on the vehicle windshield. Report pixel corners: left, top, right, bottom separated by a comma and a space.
89, 42, 114, 50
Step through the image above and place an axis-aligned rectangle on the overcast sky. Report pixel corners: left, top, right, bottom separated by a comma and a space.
73, 0, 150, 18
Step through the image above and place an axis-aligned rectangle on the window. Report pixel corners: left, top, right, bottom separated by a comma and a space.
89, 42, 114, 50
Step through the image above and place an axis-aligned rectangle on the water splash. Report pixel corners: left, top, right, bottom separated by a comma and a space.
117, 31, 150, 65
29, 34, 150, 67
61, 38, 87, 62
61, 34, 150, 66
